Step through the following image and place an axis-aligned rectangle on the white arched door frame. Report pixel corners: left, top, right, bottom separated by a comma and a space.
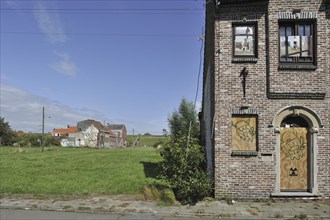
271, 106, 323, 196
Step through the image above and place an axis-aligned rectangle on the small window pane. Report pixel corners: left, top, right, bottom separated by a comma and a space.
235, 26, 253, 35
234, 36, 254, 56
280, 57, 294, 61
299, 25, 305, 36
287, 36, 300, 57
280, 26, 286, 36
280, 36, 287, 57
301, 36, 312, 57
305, 25, 311, 36
286, 26, 292, 36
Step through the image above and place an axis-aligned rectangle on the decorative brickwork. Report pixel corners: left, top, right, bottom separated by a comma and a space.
202, 0, 329, 199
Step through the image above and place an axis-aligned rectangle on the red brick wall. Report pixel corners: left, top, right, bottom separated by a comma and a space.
211, 0, 329, 199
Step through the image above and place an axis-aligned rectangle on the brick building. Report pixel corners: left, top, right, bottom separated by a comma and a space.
201, 0, 329, 199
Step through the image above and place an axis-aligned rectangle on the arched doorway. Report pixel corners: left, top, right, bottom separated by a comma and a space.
280, 116, 310, 191
271, 106, 323, 195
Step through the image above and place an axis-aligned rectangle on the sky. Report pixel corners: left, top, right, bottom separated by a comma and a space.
0, 0, 206, 135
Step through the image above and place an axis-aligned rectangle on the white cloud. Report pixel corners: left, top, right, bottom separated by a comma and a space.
0, 84, 110, 133
51, 52, 78, 77
33, 1, 67, 43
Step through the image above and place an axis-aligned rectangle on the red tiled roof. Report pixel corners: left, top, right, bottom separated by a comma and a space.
16, 131, 25, 136
52, 126, 77, 134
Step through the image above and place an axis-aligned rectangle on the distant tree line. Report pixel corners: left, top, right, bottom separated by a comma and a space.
0, 117, 60, 147
0, 117, 16, 146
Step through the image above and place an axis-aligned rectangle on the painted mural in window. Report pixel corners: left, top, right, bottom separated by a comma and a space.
233, 23, 256, 57
231, 115, 257, 151
279, 22, 315, 66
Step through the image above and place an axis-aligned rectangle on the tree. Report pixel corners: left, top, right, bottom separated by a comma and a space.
159, 137, 211, 205
44, 136, 61, 146
168, 98, 199, 141
0, 117, 17, 146
159, 98, 211, 205
16, 133, 41, 146
162, 129, 168, 137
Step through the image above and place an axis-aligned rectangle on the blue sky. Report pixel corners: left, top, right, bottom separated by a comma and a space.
0, 0, 205, 135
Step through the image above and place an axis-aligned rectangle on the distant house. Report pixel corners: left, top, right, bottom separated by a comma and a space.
52, 126, 77, 137
76, 119, 117, 148
52, 126, 77, 147
107, 124, 127, 147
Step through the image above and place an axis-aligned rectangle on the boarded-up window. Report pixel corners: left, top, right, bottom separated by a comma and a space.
231, 115, 257, 152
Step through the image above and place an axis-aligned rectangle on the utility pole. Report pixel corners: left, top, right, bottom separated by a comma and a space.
41, 106, 45, 152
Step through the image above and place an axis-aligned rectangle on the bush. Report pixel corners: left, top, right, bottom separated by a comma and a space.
159, 136, 212, 205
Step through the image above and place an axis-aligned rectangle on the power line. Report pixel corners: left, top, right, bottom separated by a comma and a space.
1, 10, 202, 15
0, 9, 204, 15
186, 0, 205, 145
1, 11, 202, 15
0, 31, 200, 38
0, 0, 195, 1
0, 8, 204, 11
193, 33, 204, 109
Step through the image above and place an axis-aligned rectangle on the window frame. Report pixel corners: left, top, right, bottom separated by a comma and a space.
278, 20, 317, 70
232, 22, 258, 63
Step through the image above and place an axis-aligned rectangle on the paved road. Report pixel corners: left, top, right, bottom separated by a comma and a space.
0, 209, 212, 220
1, 196, 329, 220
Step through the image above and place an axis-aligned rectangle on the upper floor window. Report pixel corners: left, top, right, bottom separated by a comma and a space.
232, 22, 258, 62
279, 21, 316, 69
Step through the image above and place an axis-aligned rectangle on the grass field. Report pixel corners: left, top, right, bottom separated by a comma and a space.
0, 146, 163, 198
127, 135, 168, 147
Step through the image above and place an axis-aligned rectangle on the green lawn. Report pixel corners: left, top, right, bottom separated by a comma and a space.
0, 146, 162, 198
127, 135, 168, 147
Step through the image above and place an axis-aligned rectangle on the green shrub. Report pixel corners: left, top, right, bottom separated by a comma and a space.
159, 136, 212, 205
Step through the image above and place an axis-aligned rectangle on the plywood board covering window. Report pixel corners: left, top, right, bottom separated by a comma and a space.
231, 115, 257, 152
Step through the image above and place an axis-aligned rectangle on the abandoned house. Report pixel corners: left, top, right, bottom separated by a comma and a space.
76, 119, 117, 148
201, 0, 329, 199
107, 124, 127, 147
51, 126, 77, 147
